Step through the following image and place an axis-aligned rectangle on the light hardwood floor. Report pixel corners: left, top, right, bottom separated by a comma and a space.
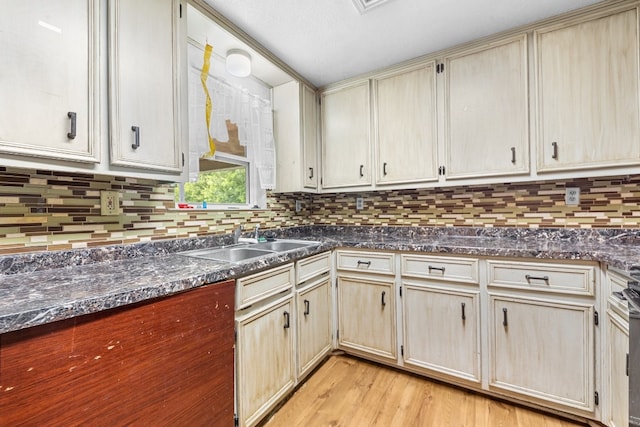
263, 355, 586, 427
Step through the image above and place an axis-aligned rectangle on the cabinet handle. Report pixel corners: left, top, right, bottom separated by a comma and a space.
131, 126, 141, 149
303, 299, 310, 316
283, 311, 290, 329
511, 147, 516, 164
502, 307, 508, 327
359, 164, 364, 177
308, 167, 314, 179
381, 291, 386, 307
383, 162, 388, 176
357, 260, 371, 268
627, 353, 630, 377
461, 302, 466, 321
525, 274, 549, 284
551, 142, 558, 159
67, 112, 77, 140
428, 266, 446, 274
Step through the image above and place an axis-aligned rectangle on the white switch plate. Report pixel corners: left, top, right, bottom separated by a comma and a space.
295, 200, 302, 213
565, 187, 580, 206
356, 197, 364, 210
101, 191, 120, 215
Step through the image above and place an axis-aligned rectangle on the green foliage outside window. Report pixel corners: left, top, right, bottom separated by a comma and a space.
177, 166, 247, 204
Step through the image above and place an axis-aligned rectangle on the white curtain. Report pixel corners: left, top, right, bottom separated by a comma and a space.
187, 44, 276, 189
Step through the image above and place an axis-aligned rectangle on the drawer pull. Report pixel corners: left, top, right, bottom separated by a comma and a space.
283, 311, 290, 329
303, 299, 310, 316
503, 307, 508, 327
357, 260, 371, 268
461, 302, 466, 321
525, 274, 549, 284
428, 266, 446, 274
381, 291, 386, 307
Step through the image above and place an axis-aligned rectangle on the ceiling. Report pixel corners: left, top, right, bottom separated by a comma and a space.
201, 0, 604, 88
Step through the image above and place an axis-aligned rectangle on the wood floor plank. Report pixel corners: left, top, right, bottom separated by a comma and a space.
263, 355, 586, 427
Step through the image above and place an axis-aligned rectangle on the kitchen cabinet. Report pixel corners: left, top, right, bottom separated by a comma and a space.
444, 35, 529, 179
374, 63, 438, 185
0, 280, 235, 426
535, 6, 640, 173
273, 81, 318, 192
0, 0, 99, 163
336, 250, 396, 361
321, 81, 372, 189
605, 270, 630, 427
108, 0, 185, 173
487, 260, 597, 415
401, 254, 481, 384
236, 294, 295, 427
296, 252, 332, 379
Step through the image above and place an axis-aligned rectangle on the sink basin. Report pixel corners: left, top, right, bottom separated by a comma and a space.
253, 240, 315, 252
179, 246, 275, 262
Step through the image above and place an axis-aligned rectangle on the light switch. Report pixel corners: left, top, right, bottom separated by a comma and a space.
101, 191, 120, 215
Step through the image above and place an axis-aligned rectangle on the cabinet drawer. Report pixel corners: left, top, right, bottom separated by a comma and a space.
401, 254, 479, 284
487, 260, 595, 296
237, 263, 294, 309
336, 250, 395, 275
297, 252, 331, 284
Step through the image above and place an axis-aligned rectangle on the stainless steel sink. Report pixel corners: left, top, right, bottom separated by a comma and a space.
252, 240, 314, 252
178, 239, 319, 263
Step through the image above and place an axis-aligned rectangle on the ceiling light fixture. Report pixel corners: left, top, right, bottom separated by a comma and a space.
226, 49, 251, 77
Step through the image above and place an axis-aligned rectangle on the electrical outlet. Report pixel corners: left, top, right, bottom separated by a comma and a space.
295, 200, 302, 213
356, 197, 364, 210
565, 187, 580, 206
101, 191, 120, 216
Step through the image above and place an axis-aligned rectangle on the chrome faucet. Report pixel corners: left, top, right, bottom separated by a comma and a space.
233, 225, 243, 244
254, 224, 260, 241
236, 224, 260, 244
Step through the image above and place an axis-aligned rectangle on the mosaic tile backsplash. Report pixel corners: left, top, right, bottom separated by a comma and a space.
1, 166, 639, 254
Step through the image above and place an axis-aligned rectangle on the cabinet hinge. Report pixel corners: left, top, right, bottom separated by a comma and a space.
234, 328, 237, 343
234, 414, 239, 427
594, 310, 599, 326
401, 345, 404, 356
594, 391, 599, 406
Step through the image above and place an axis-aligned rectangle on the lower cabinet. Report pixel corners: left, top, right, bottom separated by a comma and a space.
297, 275, 332, 379
0, 280, 235, 426
403, 284, 480, 384
488, 295, 595, 413
236, 294, 295, 427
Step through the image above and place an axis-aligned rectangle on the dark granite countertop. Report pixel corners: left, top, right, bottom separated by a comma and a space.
1, 226, 639, 335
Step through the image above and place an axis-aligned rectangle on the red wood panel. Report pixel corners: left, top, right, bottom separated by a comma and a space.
0, 280, 235, 427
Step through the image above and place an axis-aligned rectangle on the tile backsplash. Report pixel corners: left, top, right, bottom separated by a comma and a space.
1, 166, 639, 254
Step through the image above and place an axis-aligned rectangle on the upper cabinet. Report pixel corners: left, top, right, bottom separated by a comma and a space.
444, 35, 529, 179
374, 63, 438, 185
108, 0, 184, 173
273, 81, 318, 193
535, 6, 640, 173
0, 1, 99, 163
321, 81, 372, 189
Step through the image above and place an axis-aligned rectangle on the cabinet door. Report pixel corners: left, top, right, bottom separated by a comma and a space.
337, 274, 396, 361
535, 7, 640, 172
375, 63, 438, 185
489, 295, 595, 413
445, 35, 529, 179
403, 283, 480, 383
297, 277, 332, 379
303, 85, 319, 189
607, 310, 629, 427
236, 296, 295, 427
108, 0, 183, 173
0, 0, 99, 163
321, 82, 371, 189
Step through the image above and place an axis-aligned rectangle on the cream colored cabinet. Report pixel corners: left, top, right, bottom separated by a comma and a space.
487, 260, 597, 415
0, 1, 99, 163
108, 0, 184, 173
401, 254, 481, 384
321, 81, 372, 189
606, 270, 630, 427
236, 294, 295, 427
374, 63, 438, 185
336, 250, 396, 361
535, 6, 640, 172
273, 82, 318, 192
296, 276, 332, 379
444, 35, 529, 179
